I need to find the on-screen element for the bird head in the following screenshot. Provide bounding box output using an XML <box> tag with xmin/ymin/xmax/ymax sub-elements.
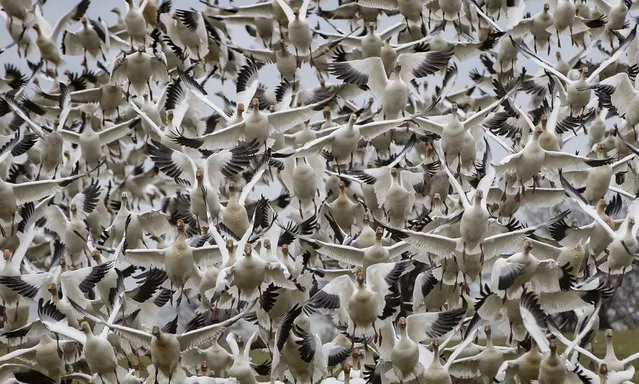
<box><xmin>121</xmin><ymin>191</ymin><xmax>129</xmax><ymax>202</ymax></box>
<box><xmin>323</xmin><ymin>106</ymin><xmax>331</xmax><ymax>118</ymax></box>
<box><xmin>196</xmin><ymin>169</ymin><xmax>204</xmax><ymax>181</ymax></box>
<box><xmin>599</xmin><ymin>363</ymin><xmax>608</xmax><ymax>376</ymax></box>
<box><xmin>484</xmin><ymin>323</ymin><xmax>492</xmax><ymax>338</ymax></box>
<box><xmin>281</xmin><ymin>243</ymin><xmax>289</xmax><ymax>257</ymax></box>
<box><xmin>226</xmin><ymin>239</ymin><xmax>234</xmax><ymax>251</ymax></box>
<box><xmin>393</xmin><ymin>62</ymin><xmax>402</xmax><ymax>74</ymax></box>
<box><xmin>91</xmin><ymin>250</ymin><xmax>101</xmax><ymax>263</ymax></box>
<box><xmin>236</xmin><ymin>334</ymin><xmax>245</xmax><ymax>347</ymax></box>
<box><xmin>547</xmin><ymin>334</ymin><xmax>557</xmax><ymax>352</ymax></box>
<box><xmin>348</xmin><ymin>114</ymin><xmax>357</xmax><ymax>124</ymax></box>
<box><xmin>451</xmin><ymin>103</ymin><xmax>458</xmax><ymax>113</ymax></box>
<box><xmin>555</xmin><ymin>51</ymin><xmax>562</xmax><ymax>60</ymax></box>
<box><xmin>343</xmin><ymin>362</ymin><xmax>351</xmax><ymax>374</ymax></box>
<box><xmin>606</xmin><ymin>329</ymin><xmax>614</xmax><ymax>340</ymax></box>
<box><xmin>543</xmin><ymin>3</ymin><xmax>550</xmax><ymax>12</ymax></box>
<box><xmin>3</xmin><ymin>249</ymin><xmax>9</xmax><ymax>261</ymax></box>
<box><xmin>523</xmin><ymin>239</ymin><xmax>533</xmax><ymax>252</ymax></box>
<box><xmin>201</xmin><ymin>361</ymin><xmax>208</xmax><ymax>373</ymax></box>
<box><xmin>292</xmin><ymin>7</ymin><xmax>300</xmax><ymax>16</ymax></box>
<box><xmin>244</xmin><ymin>243</ymin><xmax>252</xmax><ymax>256</ymax></box>
<box><xmin>251</xmin><ymin>97</ymin><xmax>260</xmax><ymax>109</ymax></box>
<box><xmin>176</xmin><ymin>218</ymin><xmax>185</xmax><ymax>233</ymax></box>
<box><xmin>629</xmin><ymin>217</ymin><xmax>635</xmax><ymax>227</ymax></box>
<box><xmin>375</xmin><ymin>226</ymin><xmax>383</xmax><ymax>240</ymax></box>
<box><xmin>397</xmin><ymin>316</ymin><xmax>407</xmax><ymax>329</ymax></box>
<box><xmin>263</xmin><ymin>238</ymin><xmax>271</xmax><ymax>250</ymax></box>
<box><xmin>80</xmin><ymin>321</ymin><xmax>92</xmax><ymax>333</ymax></box>
<box><xmin>151</xmin><ymin>326</ymin><xmax>160</xmax><ymax>337</ymax></box>
<box><xmin>362</xmin><ymin>213</ymin><xmax>370</xmax><ymax>224</ymax></box>
<box><xmin>540</xmin><ymin>114</ymin><xmax>548</xmax><ymax>130</ymax></box>
<box><xmin>137</xmin><ymin>45</ymin><xmax>145</xmax><ymax>53</ymax></box>
<box><xmin>366</xmin><ymin>22</ymin><xmax>375</xmax><ymax>32</ymax></box>
<box><xmin>339</xmin><ymin>180</ymin><xmax>346</xmax><ymax>192</ymax></box>
<box><xmin>32</xmin><ymin>24</ymin><xmax>41</xmax><ymax>35</ymax></box>
<box><xmin>355</xmin><ymin>268</ymin><xmax>365</xmax><ymax>286</ymax></box>
<box><xmin>47</xmin><ymin>283</ymin><xmax>58</xmax><ymax>295</ymax></box>
<box><xmin>228</xmin><ymin>182</ymin><xmax>237</xmax><ymax>193</ymax></box>
<box><xmin>81</xmin><ymin>16</ymin><xmax>88</xmax><ymax>25</ymax></box>
<box><xmin>475</xmin><ymin>190</ymin><xmax>484</xmax><ymax>200</ymax></box>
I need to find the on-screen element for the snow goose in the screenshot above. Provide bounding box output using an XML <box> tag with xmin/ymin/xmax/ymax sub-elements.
<box><xmin>569</xmin><ymin>362</ymin><xmax>636</xmax><ymax>384</ymax></box>
<box><xmin>0</xmin><ymin>170</ymin><xmax>83</xmax><ymax>237</ymax></box>
<box><xmin>182</xmin><ymin>335</ymin><xmax>233</xmax><ymax>377</ymax></box>
<box><xmin>561</xmin><ymin>173</ymin><xmax>639</xmax><ymax>278</ymax></box>
<box><xmin>123</xmin><ymin>0</ymin><xmax>148</xmax><ymax>46</ymax></box>
<box><xmin>31</xmin><ymin>0</ymin><xmax>90</xmax><ymax>74</ymax></box>
<box><xmin>379</xmin><ymin>307</ymin><xmax>466</xmax><ymax>382</ymax></box>
<box><xmin>273</xmin><ymin>0</ymin><xmax>313</xmax><ymax>59</ymax></box>
<box><xmin>177</xmin><ymin>90</ymin><xmax>331</xmax><ymax>150</ymax></box>
<box><xmin>421</xmin><ymin>323</ymin><xmax>482</xmax><ymax>384</ymax></box>
<box><xmin>414</xmin><ymin>93</ymin><xmax>511</xmax><ymax>174</ymax></box>
<box><xmin>165</xmin><ymin>9</ymin><xmax>209</xmax><ymax>60</ymax></box>
<box><xmin>449</xmin><ymin>324</ymin><xmax>518</xmax><ymax>384</ymax></box>
<box><xmin>281</xmin><ymin>114</ymin><xmax>414</xmax><ymax>169</ymax></box>
<box><xmin>305</xmin><ymin>260</ymin><xmax>411</xmax><ymax>344</ymax></box>
<box><xmin>327</xmin><ymin>51</ymin><xmax>453</xmax><ymax>119</ymax></box>
<box><xmin>70</xmin><ymin>298</ymin><xmax>252</xmax><ymax>384</ymax></box>
<box><xmin>226</xmin><ymin>332</ymin><xmax>259</xmax><ymax>384</ymax></box>
<box><xmin>490</xmin><ymin>239</ymin><xmax>574</xmax><ymax>302</ymax></box>
<box><xmin>510</xmin><ymin>28</ymin><xmax>636</xmax><ymax>116</ymax></box>
<box><xmin>325</xmin><ymin>180</ymin><xmax>362</xmax><ymax>233</ymax></box>
<box><xmin>61</xmin><ymin>17</ymin><xmax>110</xmax><ymax>69</ymax></box>
<box><xmin>301</xmin><ymin>227</ymin><xmax>411</xmax><ymax>270</ymax></box>
<box><xmin>571</xmin><ymin>329</ymin><xmax>639</xmax><ymax>372</ymax></box>
<box><xmin>547</xmin><ymin>0</ymin><xmax>607</xmax><ymax>48</ymax></box>
<box><xmin>112</xmin><ymin>46</ymin><xmax>168</xmax><ymax>98</ymax></box>
<box><xmin>561</xmin><ymin>145</ymin><xmax>635</xmax><ymax>204</ymax></box>
<box><xmin>494</xmin><ymin>114</ymin><xmax>610</xmax><ymax>194</ymax></box>
<box><xmin>271</xmin><ymin>305</ymin><xmax>330</xmax><ymax>384</ymax></box>
<box><xmin>59</xmin><ymin>114</ymin><xmax>140</xmax><ymax>171</ymax></box>
<box><xmin>512</xmin><ymin>290</ymin><xmax>602</xmax><ymax>384</ymax></box>
<box><xmin>593</xmin><ymin>0</ymin><xmax>631</xmax><ymax>47</ymax></box>
<box><xmin>122</xmin><ymin>218</ymin><xmax>223</xmax><ymax>306</ymax></box>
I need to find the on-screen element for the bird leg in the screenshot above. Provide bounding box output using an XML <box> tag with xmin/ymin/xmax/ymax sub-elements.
<box><xmin>147</xmin><ymin>80</ymin><xmax>153</xmax><ymax>100</ymax></box>
<box><xmin>351</xmin><ymin>324</ymin><xmax>357</xmax><ymax>347</ymax></box>
<box><xmin>154</xmin><ymin>366</ymin><xmax>159</xmax><ymax>384</ymax></box>
<box><xmin>557</xmin><ymin>30</ymin><xmax>562</xmax><ymax>48</ymax></box>
<box><xmin>462</xmin><ymin>242</ymin><xmax>466</xmax><ymax>262</ymax></box>
<box><xmin>547</xmin><ymin>38</ymin><xmax>551</xmax><ymax>55</ymax></box>
<box><xmin>170</xmin><ymin>282</ymin><xmax>174</xmax><ymax>306</ymax></box>
<box><xmin>82</xmin><ymin>53</ymin><xmax>88</xmax><ymax>71</ymax></box>
<box><xmin>0</xmin><ymin>222</ymin><xmax>5</xmax><ymax>238</ymax></box>
<box><xmin>55</xmin><ymin>334</ymin><xmax>63</xmax><ymax>359</ymax></box>
<box><xmin>1</xmin><ymin>300</ymin><xmax>6</xmax><ymax>323</ymax></box>
<box><xmin>534</xmin><ymin>36</ymin><xmax>538</xmax><ymax>53</ymax></box>
<box><xmin>13</xmin><ymin>298</ymin><xmax>19</xmax><ymax>322</ymax></box>
<box><xmin>100</xmin><ymin>374</ymin><xmax>106</xmax><ymax>384</ymax></box>
<box><xmin>570</xmin><ymin>26</ymin><xmax>574</xmax><ymax>46</ymax></box>
<box><xmin>373</xmin><ymin>321</ymin><xmax>379</xmax><ymax>344</ymax></box>
<box><xmin>480</xmin><ymin>243</ymin><xmax>485</xmax><ymax>265</ymax></box>
<box><xmin>176</xmin><ymin>289</ymin><xmax>183</xmax><ymax>307</ymax></box>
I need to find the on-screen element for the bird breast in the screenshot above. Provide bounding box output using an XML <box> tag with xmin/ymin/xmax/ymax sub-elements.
<box><xmin>151</xmin><ymin>336</ymin><xmax>181</xmax><ymax>373</ymax></box>
<box><xmin>292</xmin><ymin>164</ymin><xmax>317</xmax><ymax>201</ymax></box>
<box><xmin>361</xmin><ymin>34</ymin><xmax>382</xmax><ymax>58</ymax></box>
<box><xmin>347</xmin><ymin>289</ymin><xmax>378</xmax><ymax>325</ymax></box>
<box><xmin>539</xmin><ymin>355</ymin><xmax>566</xmax><ymax>384</ymax></box>
<box><xmin>391</xmin><ymin>337</ymin><xmax>419</xmax><ymax>374</ymax></box>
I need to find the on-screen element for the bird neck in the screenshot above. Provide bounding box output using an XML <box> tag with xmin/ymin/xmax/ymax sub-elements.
<box><xmin>605</xmin><ymin>337</ymin><xmax>616</xmax><ymax>361</ymax></box>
